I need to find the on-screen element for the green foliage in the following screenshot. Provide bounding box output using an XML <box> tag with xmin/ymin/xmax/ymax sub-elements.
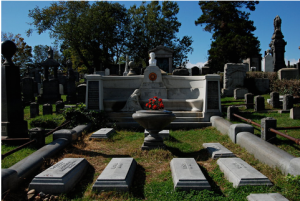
<box><xmin>62</xmin><ymin>103</ymin><xmax>109</xmax><ymax>130</ymax></box>
<box><xmin>28</xmin><ymin>1</ymin><xmax>130</xmax><ymax>73</ymax></box>
<box><xmin>29</xmin><ymin>115</ymin><xmax>65</xmax><ymax>129</ymax></box>
<box><xmin>127</xmin><ymin>1</ymin><xmax>193</xmax><ymax>69</ymax></box>
<box><xmin>195</xmin><ymin>1</ymin><xmax>260</xmax><ymax>72</ymax></box>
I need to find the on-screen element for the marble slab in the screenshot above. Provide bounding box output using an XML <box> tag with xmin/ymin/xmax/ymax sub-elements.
<box><xmin>217</xmin><ymin>158</ymin><xmax>272</xmax><ymax>188</ymax></box>
<box><xmin>144</xmin><ymin>129</ymin><xmax>169</xmax><ymax>139</ymax></box>
<box><xmin>203</xmin><ymin>143</ymin><xmax>236</xmax><ymax>159</ymax></box>
<box><xmin>92</xmin><ymin>158</ymin><xmax>137</xmax><ymax>192</ymax></box>
<box><xmin>170</xmin><ymin>158</ymin><xmax>211</xmax><ymax>191</ymax></box>
<box><xmin>247</xmin><ymin>193</ymin><xmax>289</xmax><ymax>201</ymax></box>
<box><xmin>89</xmin><ymin>128</ymin><xmax>115</xmax><ymax>139</ymax></box>
<box><xmin>29</xmin><ymin>158</ymin><xmax>88</xmax><ymax>194</ymax></box>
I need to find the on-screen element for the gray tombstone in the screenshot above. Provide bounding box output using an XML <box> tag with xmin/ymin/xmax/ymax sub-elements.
<box><xmin>270</xmin><ymin>92</ymin><xmax>280</xmax><ymax>108</ymax></box>
<box><xmin>77</xmin><ymin>84</ymin><xmax>87</xmax><ymax>104</ymax></box>
<box><xmin>43</xmin><ymin>103</ymin><xmax>52</xmax><ymax>115</ymax></box>
<box><xmin>30</xmin><ymin>102</ymin><xmax>39</xmax><ymax>118</ymax></box>
<box><xmin>89</xmin><ymin>128</ymin><xmax>115</xmax><ymax>139</ymax></box>
<box><xmin>290</xmin><ymin>108</ymin><xmax>300</xmax><ymax>119</ymax></box>
<box><xmin>92</xmin><ymin>158</ymin><xmax>137</xmax><ymax>192</ymax></box>
<box><xmin>29</xmin><ymin>158</ymin><xmax>89</xmax><ymax>194</ymax></box>
<box><xmin>234</xmin><ymin>88</ymin><xmax>248</xmax><ymax>100</ymax></box>
<box><xmin>261</xmin><ymin>117</ymin><xmax>277</xmax><ymax>142</ymax></box>
<box><xmin>22</xmin><ymin>77</ymin><xmax>35</xmax><ymax>102</ymax></box>
<box><xmin>222</xmin><ymin>63</ymin><xmax>248</xmax><ymax>97</ymax></box>
<box><xmin>170</xmin><ymin>158</ymin><xmax>211</xmax><ymax>191</ymax></box>
<box><xmin>278</xmin><ymin>68</ymin><xmax>299</xmax><ymax>80</ymax></box>
<box><xmin>203</xmin><ymin>143</ymin><xmax>236</xmax><ymax>159</ymax></box>
<box><xmin>283</xmin><ymin>94</ymin><xmax>293</xmax><ymax>111</ymax></box>
<box><xmin>255</xmin><ymin>96</ymin><xmax>265</xmax><ymax>111</ymax></box>
<box><xmin>247</xmin><ymin>193</ymin><xmax>289</xmax><ymax>201</ymax></box>
<box><xmin>56</xmin><ymin>101</ymin><xmax>64</xmax><ymax>114</ymax></box>
<box><xmin>201</xmin><ymin>66</ymin><xmax>210</xmax><ymax>75</ymax></box>
<box><xmin>191</xmin><ymin>66</ymin><xmax>200</xmax><ymax>75</ymax></box>
<box><xmin>217</xmin><ymin>158</ymin><xmax>272</xmax><ymax>188</ymax></box>
<box><xmin>245</xmin><ymin>93</ymin><xmax>254</xmax><ymax>109</ymax></box>
<box><xmin>1</xmin><ymin>40</ymin><xmax>28</xmax><ymax>138</ymax></box>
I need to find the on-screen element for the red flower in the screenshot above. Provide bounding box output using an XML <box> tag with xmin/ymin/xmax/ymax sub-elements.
<box><xmin>158</xmin><ymin>98</ymin><xmax>162</xmax><ymax>102</ymax></box>
<box><xmin>153</xmin><ymin>96</ymin><xmax>158</xmax><ymax>99</ymax></box>
<box><xmin>152</xmin><ymin>100</ymin><xmax>155</xmax><ymax>104</ymax></box>
<box><xmin>148</xmin><ymin>105</ymin><xmax>152</xmax><ymax>108</ymax></box>
<box><xmin>149</xmin><ymin>98</ymin><xmax>153</xmax><ymax>101</ymax></box>
<box><xmin>160</xmin><ymin>103</ymin><xmax>164</xmax><ymax>109</ymax></box>
<box><xmin>153</xmin><ymin>105</ymin><xmax>158</xmax><ymax>110</ymax></box>
<box><xmin>146</xmin><ymin>103</ymin><xmax>149</xmax><ymax>107</ymax></box>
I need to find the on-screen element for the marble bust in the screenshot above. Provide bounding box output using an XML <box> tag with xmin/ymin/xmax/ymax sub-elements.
<box><xmin>149</xmin><ymin>52</ymin><xmax>157</xmax><ymax>66</ymax></box>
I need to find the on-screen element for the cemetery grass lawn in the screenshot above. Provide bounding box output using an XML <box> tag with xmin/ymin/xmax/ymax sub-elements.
<box><xmin>5</xmin><ymin>127</ymin><xmax>297</xmax><ymax>201</ymax></box>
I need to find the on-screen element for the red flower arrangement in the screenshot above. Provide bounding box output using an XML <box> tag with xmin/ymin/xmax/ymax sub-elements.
<box><xmin>145</xmin><ymin>96</ymin><xmax>164</xmax><ymax>110</ymax></box>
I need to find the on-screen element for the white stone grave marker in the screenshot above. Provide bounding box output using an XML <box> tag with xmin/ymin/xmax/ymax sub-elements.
<box><xmin>89</xmin><ymin>128</ymin><xmax>115</xmax><ymax>139</ymax></box>
<box><xmin>203</xmin><ymin>143</ymin><xmax>236</xmax><ymax>159</ymax></box>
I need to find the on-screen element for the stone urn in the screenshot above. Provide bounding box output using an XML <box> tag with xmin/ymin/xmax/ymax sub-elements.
<box><xmin>132</xmin><ymin>110</ymin><xmax>176</xmax><ymax>150</ymax></box>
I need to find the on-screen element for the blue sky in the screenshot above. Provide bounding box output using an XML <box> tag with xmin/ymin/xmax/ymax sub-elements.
<box><xmin>1</xmin><ymin>1</ymin><xmax>300</xmax><ymax>69</ymax></box>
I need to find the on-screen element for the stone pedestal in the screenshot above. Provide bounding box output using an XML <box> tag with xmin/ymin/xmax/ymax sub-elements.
<box><xmin>261</xmin><ymin>117</ymin><xmax>277</xmax><ymax>142</ymax></box>
<box><xmin>29</xmin><ymin>127</ymin><xmax>45</xmax><ymax>149</ymax></box>
<box><xmin>1</xmin><ymin>40</ymin><xmax>28</xmax><ymax>138</ymax></box>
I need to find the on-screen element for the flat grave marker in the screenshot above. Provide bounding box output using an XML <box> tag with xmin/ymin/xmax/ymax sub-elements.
<box><xmin>247</xmin><ymin>193</ymin><xmax>289</xmax><ymax>201</ymax></box>
<box><xmin>92</xmin><ymin>158</ymin><xmax>137</xmax><ymax>192</ymax></box>
<box><xmin>170</xmin><ymin>158</ymin><xmax>211</xmax><ymax>191</ymax></box>
<box><xmin>217</xmin><ymin>158</ymin><xmax>272</xmax><ymax>188</ymax></box>
<box><xmin>89</xmin><ymin>128</ymin><xmax>115</xmax><ymax>139</ymax></box>
<box><xmin>203</xmin><ymin>143</ymin><xmax>236</xmax><ymax>159</ymax></box>
<box><xmin>29</xmin><ymin>158</ymin><xmax>89</xmax><ymax>194</ymax></box>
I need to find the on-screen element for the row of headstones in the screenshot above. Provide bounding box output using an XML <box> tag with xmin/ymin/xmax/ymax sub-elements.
<box><xmin>27</xmin><ymin>141</ymin><xmax>288</xmax><ymax>200</ymax></box>
<box><xmin>22</xmin><ymin>76</ymin><xmax>86</xmax><ymax>103</ymax></box>
<box><xmin>30</xmin><ymin>101</ymin><xmax>66</xmax><ymax>118</ymax></box>
<box><xmin>234</xmin><ymin>91</ymin><xmax>299</xmax><ymax>118</ymax></box>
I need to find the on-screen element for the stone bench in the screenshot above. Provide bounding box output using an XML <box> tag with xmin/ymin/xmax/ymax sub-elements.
<box><xmin>103</xmin><ymin>99</ymin><xmax>203</xmax><ymax>112</ymax></box>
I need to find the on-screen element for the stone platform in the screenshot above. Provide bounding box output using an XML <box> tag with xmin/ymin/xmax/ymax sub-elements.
<box><xmin>106</xmin><ymin>111</ymin><xmax>212</xmax><ymax>130</ymax></box>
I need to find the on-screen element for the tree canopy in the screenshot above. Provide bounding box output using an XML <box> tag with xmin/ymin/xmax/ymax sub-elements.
<box><xmin>195</xmin><ymin>1</ymin><xmax>261</xmax><ymax>72</ymax></box>
<box><xmin>128</xmin><ymin>1</ymin><xmax>193</xmax><ymax>68</ymax></box>
<box><xmin>27</xmin><ymin>1</ymin><xmax>193</xmax><ymax>72</ymax></box>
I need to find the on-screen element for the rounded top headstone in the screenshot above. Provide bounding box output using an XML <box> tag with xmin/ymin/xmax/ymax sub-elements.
<box><xmin>1</xmin><ymin>40</ymin><xmax>17</xmax><ymax>65</ymax></box>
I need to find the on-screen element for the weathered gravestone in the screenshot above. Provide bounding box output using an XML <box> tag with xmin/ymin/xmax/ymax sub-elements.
<box><xmin>89</xmin><ymin>128</ymin><xmax>115</xmax><ymax>139</ymax></box>
<box><xmin>245</xmin><ymin>93</ymin><xmax>254</xmax><ymax>109</ymax></box>
<box><xmin>234</xmin><ymin>88</ymin><xmax>248</xmax><ymax>100</ymax></box>
<box><xmin>92</xmin><ymin>158</ymin><xmax>137</xmax><ymax>191</ymax></box>
<box><xmin>247</xmin><ymin>193</ymin><xmax>289</xmax><ymax>201</ymax></box>
<box><xmin>283</xmin><ymin>94</ymin><xmax>293</xmax><ymax>111</ymax></box>
<box><xmin>201</xmin><ymin>66</ymin><xmax>210</xmax><ymax>75</ymax></box>
<box><xmin>22</xmin><ymin>77</ymin><xmax>36</xmax><ymax>102</ymax></box>
<box><xmin>43</xmin><ymin>103</ymin><xmax>52</xmax><ymax>115</ymax></box>
<box><xmin>30</xmin><ymin>102</ymin><xmax>39</xmax><ymax>118</ymax></box>
<box><xmin>203</xmin><ymin>143</ymin><xmax>236</xmax><ymax>159</ymax></box>
<box><xmin>217</xmin><ymin>158</ymin><xmax>272</xmax><ymax>188</ymax></box>
<box><xmin>1</xmin><ymin>40</ymin><xmax>28</xmax><ymax>138</ymax></box>
<box><xmin>290</xmin><ymin>108</ymin><xmax>300</xmax><ymax>119</ymax></box>
<box><xmin>222</xmin><ymin>63</ymin><xmax>248</xmax><ymax>97</ymax></box>
<box><xmin>29</xmin><ymin>158</ymin><xmax>89</xmax><ymax>194</ymax></box>
<box><xmin>191</xmin><ymin>66</ymin><xmax>200</xmax><ymax>75</ymax></box>
<box><xmin>270</xmin><ymin>92</ymin><xmax>280</xmax><ymax>108</ymax></box>
<box><xmin>263</xmin><ymin>52</ymin><xmax>274</xmax><ymax>72</ymax></box>
<box><xmin>170</xmin><ymin>158</ymin><xmax>211</xmax><ymax>191</ymax></box>
<box><xmin>77</xmin><ymin>84</ymin><xmax>86</xmax><ymax>104</ymax></box>
<box><xmin>255</xmin><ymin>96</ymin><xmax>265</xmax><ymax>111</ymax></box>
<box><xmin>278</xmin><ymin>68</ymin><xmax>299</xmax><ymax>80</ymax></box>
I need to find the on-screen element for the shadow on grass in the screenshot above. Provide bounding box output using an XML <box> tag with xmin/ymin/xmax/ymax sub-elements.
<box><xmin>130</xmin><ymin>164</ymin><xmax>146</xmax><ymax>199</ymax></box>
<box><xmin>68</xmin><ymin>146</ymin><xmax>131</xmax><ymax>158</ymax></box>
<box><xmin>165</xmin><ymin>145</ymin><xmax>209</xmax><ymax>161</ymax></box>
<box><xmin>198</xmin><ymin>164</ymin><xmax>225</xmax><ymax>198</ymax></box>
<box><xmin>167</xmin><ymin>135</ymin><xmax>181</xmax><ymax>143</ymax></box>
<box><xmin>65</xmin><ymin>163</ymin><xmax>96</xmax><ymax>199</ymax></box>
<box><xmin>272</xmin><ymin>138</ymin><xmax>300</xmax><ymax>151</ymax></box>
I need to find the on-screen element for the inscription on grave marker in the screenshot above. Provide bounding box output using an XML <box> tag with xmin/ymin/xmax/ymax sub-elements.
<box><xmin>207</xmin><ymin>81</ymin><xmax>219</xmax><ymax>109</ymax></box>
<box><xmin>88</xmin><ymin>81</ymin><xmax>99</xmax><ymax>110</ymax></box>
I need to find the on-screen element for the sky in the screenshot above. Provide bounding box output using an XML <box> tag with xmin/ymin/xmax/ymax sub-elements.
<box><xmin>1</xmin><ymin>1</ymin><xmax>300</xmax><ymax>69</ymax></box>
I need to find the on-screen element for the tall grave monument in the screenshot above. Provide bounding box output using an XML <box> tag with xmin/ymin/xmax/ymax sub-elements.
<box><xmin>269</xmin><ymin>15</ymin><xmax>287</xmax><ymax>72</ymax></box>
<box><xmin>40</xmin><ymin>47</ymin><xmax>61</xmax><ymax>103</ymax></box>
<box><xmin>1</xmin><ymin>40</ymin><xmax>28</xmax><ymax>138</ymax></box>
